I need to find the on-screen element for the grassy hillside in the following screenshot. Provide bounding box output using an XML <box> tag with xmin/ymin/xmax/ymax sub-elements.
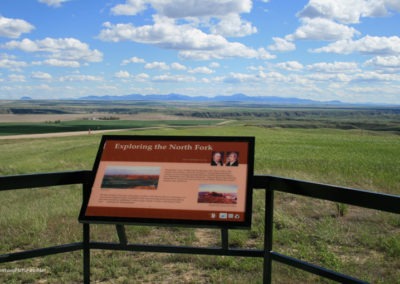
<box><xmin>1</xmin><ymin>125</ymin><xmax>399</xmax><ymax>283</ymax></box>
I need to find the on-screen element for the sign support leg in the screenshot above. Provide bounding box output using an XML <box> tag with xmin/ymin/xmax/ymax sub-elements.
<box><xmin>221</xmin><ymin>228</ymin><xmax>229</xmax><ymax>250</ymax></box>
<box><xmin>116</xmin><ymin>224</ymin><xmax>128</xmax><ymax>245</ymax></box>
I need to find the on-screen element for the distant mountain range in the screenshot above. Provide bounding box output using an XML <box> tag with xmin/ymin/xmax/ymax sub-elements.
<box><xmin>79</xmin><ymin>93</ymin><xmax>345</xmax><ymax>105</ymax></box>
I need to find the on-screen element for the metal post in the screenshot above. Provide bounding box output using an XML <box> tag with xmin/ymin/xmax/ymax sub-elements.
<box><xmin>82</xmin><ymin>175</ymin><xmax>91</xmax><ymax>284</ymax></box>
<box><xmin>116</xmin><ymin>224</ymin><xmax>128</xmax><ymax>246</ymax></box>
<box><xmin>221</xmin><ymin>228</ymin><xmax>229</xmax><ymax>250</ymax></box>
<box><xmin>83</xmin><ymin>223</ymin><xmax>90</xmax><ymax>284</ymax></box>
<box><xmin>263</xmin><ymin>183</ymin><xmax>274</xmax><ymax>284</ymax></box>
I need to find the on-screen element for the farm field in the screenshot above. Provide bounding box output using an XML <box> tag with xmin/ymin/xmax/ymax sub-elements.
<box><xmin>0</xmin><ymin>101</ymin><xmax>399</xmax><ymax>283</ymax></box>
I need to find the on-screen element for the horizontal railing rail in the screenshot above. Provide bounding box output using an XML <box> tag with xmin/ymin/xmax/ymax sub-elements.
<box><xmin>254</xmin><ymin>175</ymin><xmax>400</xmax><ymax>214</ymax></box>
<box><xmin>1</xmin><ymin>170</ymin><xmax>399</xmax><ymax>283</ymax></box>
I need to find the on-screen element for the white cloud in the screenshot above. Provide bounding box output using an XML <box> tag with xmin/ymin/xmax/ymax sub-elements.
<box><xmin>209</xmin><ymin>62</ymin><xmax>220</xmax><ymax>68</ymax></box>
<box><xmin>0</xmin><ymin>16</ymin><xmax>35</xmax><ymax>38</ymax></box>
<box><xmin>59</xmin><ymin>74</ymin><xmax>103</xmax><ymax>82</ymax></box>
<box><xmin>298</xmin><ymin>0</ymin><xmax>400</xmax><ymax>24</ymax></box>
<box><xmin>152</xmin><ymin>74</ymin><xmax>196</xmax><ymax>82</ymax></box>
<box><xmin>135</xmin><ymin>73</ymin><xmax>150</xmax><ymax>81</ymax></box>
<box><xmin>145</xmin><ymin>61</ymin><xmax>170</xmax><ymax>70</ymax></box>
<box><xmin>210</xmin><ymin>14</ymin><xmax>257</xmax><ymax>37</ymax></box>
<box><xmin>352</xmin><ymin>71</ymin><xmax>400</xmax><ymax>82</ymax></box>
<box><xmin>276</xmin><ymin>61</ymin><xmax>304</xmax><ymax>71</ymax></box>
<box><xmin>38</xmin><ymin>0</ymin><xmax>70</xmax><ymax>8</ymax></box>
<box><xmin>99</xmin><ymin>16</ymin><xmax>273</xmax><ymax>61</ymax></box>
<box><xmin>121</xmin><ymin>56</ymin><xmax>146</xmax><ymax>65</ymax></box>
<box><xmin>171</xmin><ymin>62</ymin><xmax>187</xmax><ymax>70</ymax></box>
<box><xmin>306</xmin><ymin>62</ymin><xmax>359</xmax><ymax>73</ymax></box>
<box><xmin>103</xmin><ymin>1</ymin><xmax>265</xmax><ymax>61</ymax></box>
<box><xmin>34</xmin><ymin>59</ymin><xmax>80</xmax><ymax>67</ymax></box>
<box><xmin>2</xmin><ymin>37</ymin><xmax>103</xmax><ymax>62</ymax></box>
<box><xmin>258</xmin><ymin>71</ymin><xmax>288</xmax><ymax>82</ymax></box>
<box><xmin>31</xmin><ymin>71</ymin><xmax>52</xmax><ymax>80</ymax></box>
<box><xmin>180</xmin><ymin>45</ymin><xmax>274</xmax><ymax>60</ymax></box>
<box><xmin>313</xmin><ymin>35</ymin><xmax>400</xmax><ymax>55</ymax></box>
<box><xmin>0</xmin><ymin>58</ymin><xmax>28</xmax><ymax>71</ymax></box>
<box><xmin>99</xmin><ymin>17</ymin><xmax>227</xmax><ymax>50</ymax></box>
<box><xmin>114</xmin><ymin>70</ymin><xmax>131</xmax><ymax>78</ymax></box>
<box><xmin>308</xmin><ymin>73</ymin><xmax>351</xmax><ymax>82</ymax></box>
<box><xmin>223</xmin><ymin>72</ymin><xmax>260</xmax><ymax>84</ymax></box>
<box><xmin>287</xmin><ymin>18</ymin><xmax>359</xmax><ymax>41</ymax></box>
<box><xmin>268</xmin><ymin>37</ymin><xmax>296</xmax><ymax>52</ymax></box>
<box><xmin>365</xmin><ymin>55</ymin><xmax>400</xmax><ymax>70</ymax></box>
<box><xmin>188</xmin><ymin>66</ymin><xmax>214</xmax><ymax>74</ymax></box>
<box><xmin>113</xmin><ymin>0</ymin><xmax>252</xmax><ymax>18</ymax></box>
<box><xmin>111</xmin><ymin>0</ymin><xmax>147</xmax><ymax>15</ymax></box>
<box><xmin>8</xmin><ymin>74</ymin><xmax>26</xmax><ymax>82</ymax></box>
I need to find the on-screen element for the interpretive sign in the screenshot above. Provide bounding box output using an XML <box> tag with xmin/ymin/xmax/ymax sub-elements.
<box><xmin>79</xmin><ymin>135</ymin><xmax>254</xmax><ymax>228</ymax></box>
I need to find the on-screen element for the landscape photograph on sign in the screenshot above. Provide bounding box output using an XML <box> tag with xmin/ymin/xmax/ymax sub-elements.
<box><xmin>197</xmin><ymin>184</ymin><xmax>238</xmax><ymax>204</ymax></box>
<box><xmin>101</xmin><ymin>165</ymin><xmax>160</xmax><ymax>190</ymax></box>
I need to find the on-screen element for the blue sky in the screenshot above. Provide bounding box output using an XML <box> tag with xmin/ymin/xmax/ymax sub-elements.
<box><xmin>0</xmin><ymin>0</ymin><xmax>399</xmax><ymax>103</ymax></box>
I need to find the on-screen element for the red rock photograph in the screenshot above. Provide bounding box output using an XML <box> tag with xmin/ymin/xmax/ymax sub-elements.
<box><xmin>197</xmin><ymin>184</ymin><xmax>238</xmax><ymax>204</ymax></box>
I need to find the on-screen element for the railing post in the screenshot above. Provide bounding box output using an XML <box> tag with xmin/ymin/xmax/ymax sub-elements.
<box><xmin>82</xmin><ymin>173</ymin><xmax>91</xmax><ymax>284</ymax></box>
<box><xmin>83</xmin><ymin>223</ymin><xmax>90</xmax><ymax>284</ymax></box>
<box><xmin>263</xmin><ymin>181</ymin><xmax>274</xmax><ymax>284</ymax></box>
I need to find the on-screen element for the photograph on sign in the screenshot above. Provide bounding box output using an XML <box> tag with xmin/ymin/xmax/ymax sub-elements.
<box><xmin>79</xmin><ymin>135</ymin><xmax>254</xmax><ymax>228</ymax></box>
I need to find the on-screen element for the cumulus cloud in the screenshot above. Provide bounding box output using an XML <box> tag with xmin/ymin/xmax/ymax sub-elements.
<box><xmin>98</xmin><ymin>17</ymin><xmax>227</xmax><ymax>50</ymax></box>
<box><xmin>111</xmin><ymin>0</ymin><xmax>252</xmax><ymax>18</ymax></box>
<box><xmin>298</xmin><ymin>0</ymin><xmax>400</xmax><ymax>24</ymax></box>
<box><xmin>33</xmin><ymin>59</ymin><xmax>80</xmax><ymax>67</ymax></box>
<box><xmin>136</xmin><ymin>73</ymin><xmax>150</xmax><ymax>81</ymax></box>
<box><xmin>287</xmin><ymin>18</ymin><xmax>359</xmax><ymax>41</ymax></box>
<box><xmin>268</xmin><ymin>37</ymin><xmax>296</xmax><ymax>52</ymax></box>
<box><xmin>276</xmin><ymin>61</ymin><xmax>304</xmax><ymax>71</ymax></box>
<box><xmin>171</xmin><ymin>62</ymin><xmax>187</xmax><ymax>70</ymax></box>
<box><xmin>313</xmin><ymin>35</ymin><xmax>400</xmax><ymax>55</ymax></box>
<box><xmin>2</xmin><ymin>37</ymin><xmax>103</xmax><ymax>63</ymax></box>
<box><xmin>352</xmin><ymin>71</ymin><xmax>400</xmax><ymax>82</ymax></box>
<box><xmin>0</xmin><ymin>16</ymin><xmax>35</xmax><ymax>38</ymax></box>
<box><xmin>180</xmin><ymin>45</ymin><xmax>274</xmax><ymax>60</ymax></box>
<box><xmin>222</xmin><ymin>72</ymin><xmax>263</xmax><ymax>84</ymax></box>
<box><xmin>365</xmin><ymin>55</ymin><xmax>400</xmax><ymax>70</ymax></box>
<box><xmin>111</xmin><ymin>0</ymin><xmax>147</xmax><ymax>15</ymax></box>
<box><xmin>31</xmin><ymin>71</ymin><xmax>52</xmax><ymax>80</ymax></box>
<box><xmin>210</xmin><ymin>14</ymin><xmax>257</xmax><ymax>37</ymax></box>
<box><xmin>121</xmin><ymin>56</ymin><xmax>146</xmax><ymax>65</ymax></box>
<box><xmin>114</xmin><ymin>70</ymin><xmax>131</xmax><ymax>78</ymax></box>
<box><xmin>152</xmin><ymin>74</ymin><xmax>196</xmax><ymax>82</ymax></box>
<box><xmin>306</xmin><ymin>61</ymin><xmax>359</xmax><ymax>73</ymax></box>
<box><xmin>0</xmin><ymin>58</ymin><xmax>28</xmax><ymax>71</ymax></box>
<box><xmin>59</xmin><ymin>74</ymin><xmax>103</xmax><ymax>82</ymax></box>
<box><xmin>209</xmin><ymin>62</ymin><xmax>220</xmax><ymax>68</ymax></box>
<box><xmin>8</xmin><ymin>74</ymin><xmax>26</xmax><ymax>82</ymax></box>
<box><xmin>188</xmin><ymin>66</ymin><xmax>214</xmax><ymax>74</ymax></box>
<box><xmin>105</xmin><ymin>0</ymin><xmax>264</xmax><ymax>60</ymax></box>
<box><xmin>145</xmin><ymin>61</ymin><xmax>170</xmax><ymax>70</ymax></box>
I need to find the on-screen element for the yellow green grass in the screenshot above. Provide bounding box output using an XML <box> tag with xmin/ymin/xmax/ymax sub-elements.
<box><xmin>1</xmin><ymin>125</ymin><xmax>399</xmax><ymax>283</ymax></box>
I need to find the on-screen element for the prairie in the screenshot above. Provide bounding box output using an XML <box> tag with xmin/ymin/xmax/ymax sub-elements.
<box><xmin>0</xmin><ymin>103</ymin><xmax>399</xmax><ymax>283</ymax></box>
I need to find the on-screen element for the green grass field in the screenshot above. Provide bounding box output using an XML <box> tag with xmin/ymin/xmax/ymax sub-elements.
<box><xmin>1</xmin><ymin>125</ymin><xmax>399</xmax><ymax>283</ymax></box>
<box><xmin>0</xmin><ymin>119</ymin><xmax>222</xmax><ymax>135</ymax></box>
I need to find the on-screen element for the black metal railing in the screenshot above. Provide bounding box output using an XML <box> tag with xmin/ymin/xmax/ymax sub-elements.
<box><xmin>1</xmin><ymin>171</ymin><xmax>399</xmax><ymax>283</ymax></box>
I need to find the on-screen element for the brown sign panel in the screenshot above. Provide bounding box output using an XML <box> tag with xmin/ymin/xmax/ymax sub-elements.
<box><xmin>79</xmin><ymin>135</ymin><xmax>254</xmax><ymax>228</ymax></box>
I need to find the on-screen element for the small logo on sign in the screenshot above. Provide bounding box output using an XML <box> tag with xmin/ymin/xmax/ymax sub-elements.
<box><xmin>219</xmin><ymin>213</ymin><xmax>227</xmax><ymax>219</ymax></box>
